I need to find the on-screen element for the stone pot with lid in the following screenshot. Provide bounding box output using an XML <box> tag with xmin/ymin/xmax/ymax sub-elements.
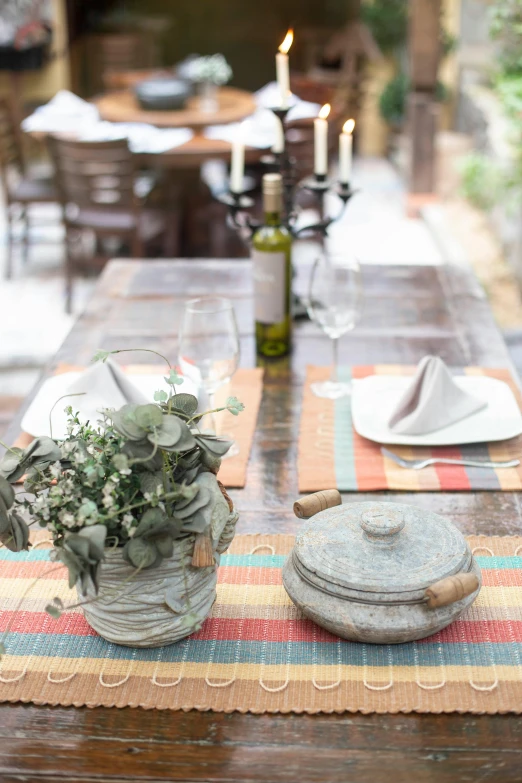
<box><xmin>283</xmin><ymin>492</ymin><xmax>481</xmax><ymax>644</ymax></box>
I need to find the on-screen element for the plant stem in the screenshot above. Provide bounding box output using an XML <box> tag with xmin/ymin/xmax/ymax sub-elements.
<box><xmin>107</xmin><ymin>348</ymin><xmax>172</xmax><ymax>371</ymax></box>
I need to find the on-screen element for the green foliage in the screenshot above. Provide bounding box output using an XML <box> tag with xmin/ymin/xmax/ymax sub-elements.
<box><xmin>379</xmin><ymin>74</ymin><xmax>449</xmax><ymax>127</ymax></box>
<box><xmin>361</xmin><ymin>0</ymin><xmax>408</xmax><ymax>52</ymax></box>
<box><xmin>379</xmin><ymin>72</ymin><xmax>408</xmax><ymax>126</ymax></box>
<box><xmin>0</xmin><ymin>348</ymin><xmax>243</xmax><ymax>607</ymax></box>
<box><xmin>458</xmin><ymin>153</ymin><xmax>503</xmax><ymax>211</ymax></box>
<box><xmin>490</xmin><ymin>0</ymin><xmax>522</xmax><ymax>76</ymax></box>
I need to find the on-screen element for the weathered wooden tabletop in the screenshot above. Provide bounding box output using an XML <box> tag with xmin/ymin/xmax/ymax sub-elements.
<box><xmin>2</xmin><ymin>259</ymin><xmax>522</xmax><ymax>782</ymax></box>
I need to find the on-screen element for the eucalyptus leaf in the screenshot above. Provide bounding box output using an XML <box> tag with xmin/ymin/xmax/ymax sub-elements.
<box><xmin>45</xmin><ymin>604</ymin><xmax>62</xmax><ymax>619</ymax></box>
<box><xmin>147</xmin><ymin>415</ymin><xmax>182</xmax><ymax>448</ymax></box>
<box><xmin>134</xmin><ymin>507</ymin><xmax>168</xmax><ymax>538</ymax></box>
<box><xmin>92</xmin><ymin>349</ymin><xmax>112</xmax><ymax>363</ymax></box>
<box><xmin>164</xmin><ymin>588</ymin><xmax>185</xmax><ymax>613</ymax></box>
<box><xmin>194</xmin><ymin>434</ymin><xmax>233</xmax><ymax>457</ymax></box>
<box><xmin>0</xmin><ymin>511</ymin><xmax>30</xmax><ymax>551</ymax></box>
<box><xmin>0</xmin><ymin>448</ymin><xmax>24</xmax><ymax>482</ymax></box>
<box><xmin>154</xmin><ymin>389</ymin><xmax>168</xmax><ymax>403</ymax></box>
<box><xmin>164</xmin><ymin>369</ymin><xmax>184</xmax><ymax>387</ymax></box>
<box><xmin>124</xmin><ymin>537</ymin><xmax>157</xmax><ymax>569</ymax></box>
<box><xmin>111</xmin><ymin>453</ymin><xmax>129</xmax><ymax>472</ymax></box>
<box><xmin>30</xmin><ymin>437</ymin><xmax>62</xmax><ymax>463</ymax></box>
<box><xmin>179</xmin><ymin>509</ymin><xmax>208</xmax><ymax>534</ymax></box>
<box><xmin>122</xmin><ymin>440</ymin><xmax>163</xmax><ymax>470</ymax></box>
<box><xmin>135</xmin><ymin>404</ymin><xmax>163</xmax><ymax>431</ymax></box>
<box><xmin>175</xmin><ymin>486</ymin><xmax>211</xmax><ymax>519</ymax></box>
<box><xmin>170</xmin><ymin>393</ymin><xmax>198</xmax><ymax>416</ymax></box>
<box><xmin>139</xmin><ymin>472</ymin><xmax>164</xmax><ymax>496</ymax></box>
<box><xmin>0</xmin><ymin>497</ymin><xmax>10</xmax><ymax>535</ymax></box>
<box><xmin>154</xmin><ymin>532</ymin><xmax>174</xmax><ymax>559</ymax></box>
<box><xmin>226</xmin><ymin>396</ymin><xmax>245</xmax><ymax>416</ymax></box>
<box><xmin>0</xmin><ymin>478</ymin><xmax>14</xmax><ymax>510</ymax></box>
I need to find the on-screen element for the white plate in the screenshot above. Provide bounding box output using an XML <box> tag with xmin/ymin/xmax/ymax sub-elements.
<box><xmin>351</xmin><ymin>375</ymin><xmax>522</xmax><ymax>446</ymax></box>
<box><xmin>21</xmin><ymin>372</ymin><xmax>199</xmax><ymax>440</ymax></box>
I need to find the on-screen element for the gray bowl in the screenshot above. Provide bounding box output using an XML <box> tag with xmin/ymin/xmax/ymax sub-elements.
<box><xmin>134</xmin><ymin>78</ymin><xmax>192</xmax><ymax>112</ymax></box>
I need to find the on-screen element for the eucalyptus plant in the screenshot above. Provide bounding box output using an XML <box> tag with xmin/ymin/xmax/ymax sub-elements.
<box><xmin>0</xmin><ymin>348</ymin><xmax>244</xmax><ymax>611</ymax></box>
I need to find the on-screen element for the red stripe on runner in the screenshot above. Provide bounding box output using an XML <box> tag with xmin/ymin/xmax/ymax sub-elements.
<box><xmin>2</xmin><ymin>611</ymin><xmax>522</xmax><ymax>645</ymax></box>
<box><xmin>432</xmin><ymin>446</ymin><xmax>472</xmax><ymax>490</ymax></box>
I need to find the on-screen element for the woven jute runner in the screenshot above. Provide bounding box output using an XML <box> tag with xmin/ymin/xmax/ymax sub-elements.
<box><xmin>13</xmin><ymin>364</ymin><xmax>263</xmax><ymax>489</ymax></box>
<box><xmin>298</xmin><ymin>365</ymin><xmax>522</xmax><ymax>493</ymax></box>
<box><xmin>0</xmin><ymin>533</ymin><xmax>521</xmax><ymax>713</ymax></box>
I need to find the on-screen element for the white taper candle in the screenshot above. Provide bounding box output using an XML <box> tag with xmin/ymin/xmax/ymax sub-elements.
<box><xmin>276</xmin><ymin>29</ymin><xmax>293</xmax><ymax>109</ymax></box>
<box><xmin>230</xmin><ymin>139</ymin><xmax>245</xmax><ymax>193</ymax></box>
<box><xmin>339</xmin><ymin>119</ymin><xmax>355</xmax><ymax>184</ymax></box>
<box><xmin>314</xmin><ymin>103</ymin><xmax>331</xmax><ymax>177</ymax></box>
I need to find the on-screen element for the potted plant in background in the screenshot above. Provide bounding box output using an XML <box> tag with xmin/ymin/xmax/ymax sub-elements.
<box><xmin>188</xmin><ymin>54</ymin><xmax>233</xmax><ymax>113</ymax></box>
<box><xmin>0</xmin><ymin>350</ymin><xmax>244</xmax><ymax>648</ymax></box>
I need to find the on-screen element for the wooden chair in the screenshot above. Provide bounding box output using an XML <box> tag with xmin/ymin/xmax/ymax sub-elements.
<box><xmin>0</xmin><ymin>97</ymin><xmax>57</xmax><ymax>279</ymax></box>
<box><xmin>86</xmin><ymin>33</ymin><xmax>158</xmax><ymax>97</ymax></box>
<box><xmin>48</xmin><ymin>136</ymin><xmax>171</xmax><ymax>313</ymax></box>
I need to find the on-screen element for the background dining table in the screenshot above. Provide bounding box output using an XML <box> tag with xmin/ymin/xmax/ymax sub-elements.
<box><xmin>2</xmin><ymin>258</ymin><xmax>522</xmax><ymax>782</ymax></box>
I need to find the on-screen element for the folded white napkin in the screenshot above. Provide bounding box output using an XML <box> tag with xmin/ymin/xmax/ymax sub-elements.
<box><xmin>46</xmin><ymin>360</ymin><xmax>148</xmax><ymax>437</ymax></box>
<box><xmin>388</xmin><ymin>356</ymin><xmax>487</xmax><ymax>436</ymax></box>
<box><xmin>79</xmin><ymin>122</ymin><xmax>193</xmax><ymax>154</ymax></box>
<box><xmin>22</xmin><ymin>90</ymin><xmax>100</xmax><ymax>133</ymax></box>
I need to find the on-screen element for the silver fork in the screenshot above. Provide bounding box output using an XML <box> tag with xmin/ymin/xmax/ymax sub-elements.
<box><xmin>381</xmin><ymin>447</ymin><xmax>520</xmax><ymax>471</ymax></box>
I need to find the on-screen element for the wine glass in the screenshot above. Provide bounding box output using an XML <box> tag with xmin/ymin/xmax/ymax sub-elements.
<box><xmin>308</xmin><ymin>253</ymin><xmax>362</xmax><ymax>399</ymax></box>
<box><xmin>178</xmin><ymin>297</ymin><xmax>240</xmax><ymax>457</ymax></box>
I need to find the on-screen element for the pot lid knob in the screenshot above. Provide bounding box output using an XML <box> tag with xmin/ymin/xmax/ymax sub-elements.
<box><xmin>360</xmin><ymin>507</ymin><xmax>405</xmax><ymax>541</ymax></box>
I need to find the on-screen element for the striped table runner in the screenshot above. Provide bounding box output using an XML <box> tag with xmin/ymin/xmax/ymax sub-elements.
<box><xmin>0</xmin><ymin>533</ymin><xmax>521</xmax><ymax>714</ymax></box>
<box><xmin>298</xmin><ymin>365</ymin><xmax>522</xmax><ymax>492</ymax></box>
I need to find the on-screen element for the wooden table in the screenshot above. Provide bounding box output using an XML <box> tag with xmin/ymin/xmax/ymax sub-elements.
<box><xmin>94</xmin><ymin>86</ymin><xmax>257</xmax><ymax>130</ymax></box>
<box><xmin>2</xmin><ymin>259</ymin><xmax>522</xmax><ymax>782</ymax></box>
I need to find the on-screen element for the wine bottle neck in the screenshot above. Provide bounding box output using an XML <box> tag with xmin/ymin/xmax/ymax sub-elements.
<box><xmin>264</xmin><ymin>210</ymin><xmax>282</xmax><ymax>227</ymax></box>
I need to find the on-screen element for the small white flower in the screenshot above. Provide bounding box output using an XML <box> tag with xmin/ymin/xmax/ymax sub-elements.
<box><xmin>49</xmin><ymin>461</ymin><xmax>62</xmax><ymax>479</ymax></box>
<box><xmin>102</xmin><ymin>495</ymin><xmax>115</xmax><ymax>509</ymax></box>
<box><xmin>86</xmin><ymin>444</ymin><xmax>96</xmax><ymax>456</ymax></box>
<box><xmin>59</xmin><ymin>511</ymin><xmax>76</xmax><ymax>528</ymax></box>
<box><xmin>122</xmin><ymin>513</ymin><xmax>136</xmax><ymax>537</ymax></box>
<box><xmin>61</xmin><ymin>441</ymin><xmax>75</xmax><ymax>457</ymax></box>
<box><xmin>73</xmin><ymin>450</ymin><xmax>86</xmax><ymax>465</ymax></box>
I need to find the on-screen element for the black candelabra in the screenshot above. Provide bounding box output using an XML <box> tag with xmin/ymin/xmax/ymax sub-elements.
<box><xmin>216</xmin><ymin>105</ymin><xmax>357</xmax><ymax>244</ymax></box>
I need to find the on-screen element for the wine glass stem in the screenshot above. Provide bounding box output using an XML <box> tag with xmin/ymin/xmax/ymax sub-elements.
<box><xmin>331</xmin><ymin>337</ymin><xmax>339</xmax><ymax>384</ymax></box>
<box><xmin>207</xmin><ymin>391</ymin><xmax>217</xmax><ymax>433</ymax></box>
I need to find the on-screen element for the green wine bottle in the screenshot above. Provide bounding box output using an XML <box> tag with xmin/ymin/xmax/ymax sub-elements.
<box><xmin>252</xmin><ymin>173</ymin><xmax>292</xmax><ymax>357</ymax></box>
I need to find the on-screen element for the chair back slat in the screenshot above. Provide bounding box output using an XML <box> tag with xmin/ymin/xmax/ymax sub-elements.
<box><xmin>48</xmin><ymin>136</ymin><xmax>137</xmax><ymax>210</ymax></box>
<box><xmin>0</xmin><ymin>98</ymin><xmax>24</xmax><ymax>175</ymax></box>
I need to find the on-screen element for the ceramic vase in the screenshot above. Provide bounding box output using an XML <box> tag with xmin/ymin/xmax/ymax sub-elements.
<box><xmin>80</xmin><ymin>480</ymin><xmax>237</xmax><ymax>647</ymax></box>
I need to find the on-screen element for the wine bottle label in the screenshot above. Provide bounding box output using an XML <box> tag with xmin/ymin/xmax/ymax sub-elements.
<box><xmin>252</xmin><ymin>250</ymin><xmax>286</xmax><ymax>324</ymax></box>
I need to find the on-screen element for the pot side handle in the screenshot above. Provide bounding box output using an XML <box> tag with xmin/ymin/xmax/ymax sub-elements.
<box><xmin>293</xmin><ymin>490</ymin><xmax>342</xmax><ymax>519</ymax></box>
<box><xmin>425</xmin><ymin>573</ymin><xmax>479</xmax><ymax>609</ymax></box>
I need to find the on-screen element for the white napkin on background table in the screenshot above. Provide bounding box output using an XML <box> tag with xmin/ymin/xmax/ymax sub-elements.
<box><xmin>79</xmin><ymin>122</ymin><xmax>194</xmax><ymax>154</ymax></box>
<box><xmin>22</xmin><ymin>90</ymin><xmax>100</xmax><ymax>133</ymax></box>
<box><xmin>388</xmin><ymin>356</ymin><xmax>487</xmax><ymax>436</ymax></box>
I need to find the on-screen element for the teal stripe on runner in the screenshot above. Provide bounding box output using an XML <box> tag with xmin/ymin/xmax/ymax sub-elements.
<box><xmin>334</xmin><ymin>366</ymin><xmax>357</xmax><ymax>490</ymax></box>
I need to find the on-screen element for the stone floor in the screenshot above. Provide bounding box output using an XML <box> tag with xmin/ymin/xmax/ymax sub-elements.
<box><xmin>2</xmin><ymin>154</ymin><xmax>518</xmax><ymax>437</ymax></box>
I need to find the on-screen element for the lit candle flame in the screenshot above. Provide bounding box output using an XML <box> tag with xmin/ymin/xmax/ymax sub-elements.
<box><xmin>318</xmin><ymin>103</ymin><xmax>331</xmax><ymax>120</ymax></box>
<box><xmin>279</xmin><ymin>29</ymin><xmax>294</xmax><ymax>54</ymax></box>
<box><xmin>343</xmin><ymin>118</ymin><xmax>355</xmax><ymax>134</ymax></box>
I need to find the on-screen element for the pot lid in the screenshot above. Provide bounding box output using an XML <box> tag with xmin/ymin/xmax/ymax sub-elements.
<box><xmin>292</xmin><ymin>502</ymin><xmax>471</xmax><ymax>601</ymax></box>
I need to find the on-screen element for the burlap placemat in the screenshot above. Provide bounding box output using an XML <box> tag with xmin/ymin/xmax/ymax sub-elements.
<box><xmin>13</xmin><ymin>364</ymin><xmax>263</xmax><ymax>489</ymax></box>
<box><xmin>1</xmin><ymin>533</ymin><xmax>521</xmax><ymax>714</ymax></box>
<box><xmin>298</xmin><ymin>365</ymin><xmax>522</xmax><ymax>492</ymax></box>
